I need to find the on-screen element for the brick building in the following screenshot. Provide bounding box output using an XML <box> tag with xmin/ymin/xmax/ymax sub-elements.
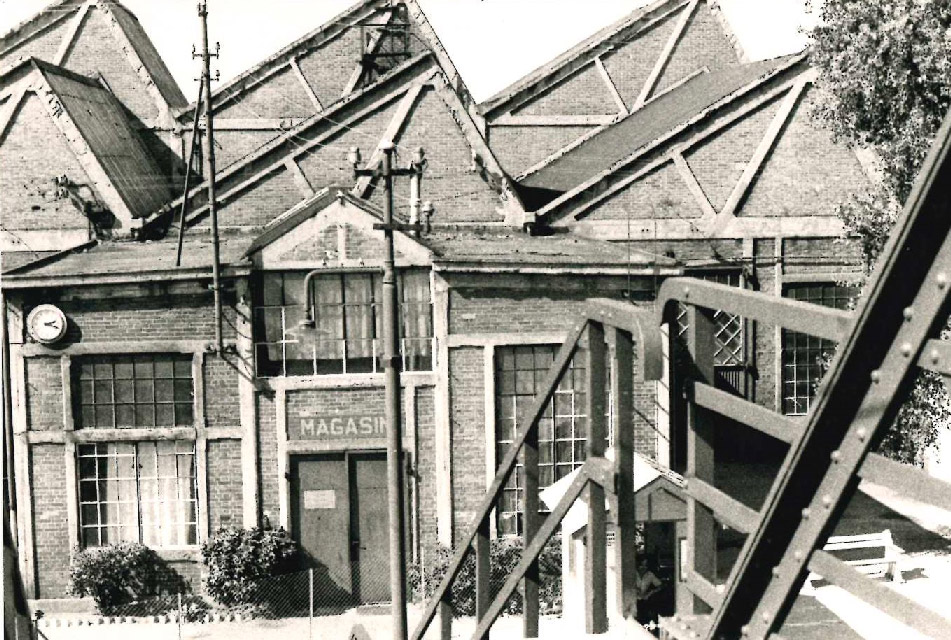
<box><xmin>1</xmin><ymin>0</ymin><xmax>871</xmax><ymax>605</ymax></box>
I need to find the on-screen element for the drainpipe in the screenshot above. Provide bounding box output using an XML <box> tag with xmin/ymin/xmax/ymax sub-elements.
<box><xmin>1</xmin><ymin>290</ymin><xmax>16</xmax><ymax>537</ymax></box>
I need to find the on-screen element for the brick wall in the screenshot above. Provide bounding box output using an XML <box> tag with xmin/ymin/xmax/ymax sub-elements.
<box><xmin>257</xmin><ymin>392</ymin><xmax>279</xmax><ymax>521</ymax></box>
<box><xmin>31</xmin><ymin>444</ymin><xmax>70</xmax><ymax>598</ymax></box>
<box><xmin>684</xmin><ymin>95</ymin><xmax>783</xmax><ymax>211</ymax></box>
<box><xmin>488</xmin><ymin>125</ymin><xmax>593</xmax><ymax>177</ymax></box>
<box><xmin>55</xmin><ymin>291</ymin><xmax>234</xmax><ymax>344</ymax></box>
<box><xmin>217</xmin><ymin>68</ymin><xmax>316</xmax><ymax>121</ymax></box>
<box><xmin>0</xmin><ymin>18</ymin><xmax>70</xmax><ymax>68</ymax></box>
<box><xmin>513</xmin><ymin>65</ymin><xmax>618</xmax><ymax>117</ymax></box>
<box><xmin>204</xmin><ymin>354</ymin><xmax>243</xmax><ymax>428</ymax></box>
<box><xmin>25</xmin><ymin>357</ymin><xmax>63</xmax><ymax>432</ymax></box>
<box><xmin>448</xmin><ymin>346</ymin><xmax>484</xmax><ymax>541</ymax></box>
<box><xmin>415</xmin><ymin>387</ymin><xmax>437</xmax><ymax>555</ymax></box>
<box><xmin>449</xmin><ymin>287</ymin><xmax>588</xmax><ymax>335</ymax></box>
<box><xmin>587</xmin><ymin>161</ymin><xmax>707</xmax><ymax>221</ymax></box>
<box><xmin>365</xmin><ymin>88</ymin><xmax>504</xmax><ymax>225</ymax></box>
<box><xmin>63</xmin><ymin>7</ymin><xmax>159</xmax><ymax>123</ymax></box>
<box><xmin>740</xmin><ymin>92</ymin><xmax>870</xmax><ymax>218</ymax></box>
<box><xmin>207</xmin><ymin>440</ymin><xmax>244</xmax><ymax>531</ymax></box>
<box><xmin>602</xmin><ymin>13</ymin><xmax>678</xmax><ymax>107</ymax></box>
<box><xmin>0</xmin><ymin>94</ymin><xmax>95</xmax><ymax>234</ymax></box>
<box><xmin>652</xmin><ymin>5</ymin><xmax>739</xmax><ymax>96</ymax></box>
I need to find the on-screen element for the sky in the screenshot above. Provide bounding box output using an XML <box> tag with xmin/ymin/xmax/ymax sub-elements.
<box><xmin>0</xmin><ymin>0</ymin><xmax>817</xmax><ymax>103</ymax></box>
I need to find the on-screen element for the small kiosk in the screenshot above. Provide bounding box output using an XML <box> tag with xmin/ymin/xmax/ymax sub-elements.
<box><xmin>541</xmin><ymin>451</ymin><xmax>687</xmax><ymax>628</ymax></box>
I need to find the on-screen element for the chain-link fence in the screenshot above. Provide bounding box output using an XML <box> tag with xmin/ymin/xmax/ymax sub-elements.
<box><xmin>34</xmin><ymin>540</ymin><xmax>570</xmax><ymax>640</ymax></box>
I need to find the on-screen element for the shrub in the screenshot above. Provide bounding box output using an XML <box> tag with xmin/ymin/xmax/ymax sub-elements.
<box><xmin>409</xmin><ymin>536</ymin><xmax>562</xmax><ymax>616</ymax></box>
<box><xmin>69</xmin><ymin>542</ymin><xmax>158</xmax><ymax>612</ymax></box>
<box><xmin>201</xmin><ymin>526</ymin><xmax>298</xmax><ymax>606</ymax></box>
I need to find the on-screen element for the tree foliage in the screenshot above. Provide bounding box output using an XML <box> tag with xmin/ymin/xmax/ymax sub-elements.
<box><xmin>809</xmin><ymin>0</ymin><xmax>951</xmax><ymax>464</ymax></box>
<box><xmin>808</xmin><ymin>0</ymin><xmax>951</xmax><ymax>202</ymax></box>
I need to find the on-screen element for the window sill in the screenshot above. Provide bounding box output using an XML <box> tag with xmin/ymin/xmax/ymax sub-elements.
<box><xmin>259</xmin><ymin>370</ymin><xmax>436</xmax><ymax>390</ymax></box>
<box><xmin>154</xmin><ymin>548</ymin><xmax>201</xmax><ymax>562</ymax></box>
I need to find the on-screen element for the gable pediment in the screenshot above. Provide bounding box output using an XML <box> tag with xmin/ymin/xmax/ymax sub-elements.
<box><xmin>253</xmin><ymin>192</ymin><xmax>432</xmax><ymax>269</ymax></box>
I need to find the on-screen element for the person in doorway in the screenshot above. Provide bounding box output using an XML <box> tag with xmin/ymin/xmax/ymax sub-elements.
<box><xmin>635</xmin><ymin>556</ymin><xmax>663</xmax><ymax>627</ymax></box>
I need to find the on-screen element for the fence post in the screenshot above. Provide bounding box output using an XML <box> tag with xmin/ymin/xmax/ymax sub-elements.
<box><xmin>685</xmin><ymin>306</ymin><xmax>717</xmax><ymax>613</ymax></box>
<box><xmin>475</xmin><ymin>518</ymin><xmax>490</xmax><ymax>640</ymax></box>
<box><xmin>178</xmin><ymin>591</ymin><xmax>183</xmax><ymax>640</ymax></box>
<box><xmin>611</xmin><ymin>327</ymin><xmax>638</xmax><ymax>624</ymax></box>
<box><xmin>584</xmin><ymin>321</ymin><xmax>608</xmax><ymax>634</ymax></box>
<box><xmin>523</xmin><ymin>372</ymin><xmax>540</xmax><ymax>639</ymax></box>
<box><xmin>309</xmin><ymin>567</ymin><xmax>314</xmax><ymax>639</ymax></box>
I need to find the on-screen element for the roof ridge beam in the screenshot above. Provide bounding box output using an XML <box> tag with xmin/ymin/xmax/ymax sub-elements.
<box><xmin>632</xmin><ymin>0</ymin><xmax>698</xmax><ymax>110</ymax></box>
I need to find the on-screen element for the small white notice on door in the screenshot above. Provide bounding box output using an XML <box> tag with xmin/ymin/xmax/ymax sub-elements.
<box><xmin>304</xmin><ymin>489</ymin><xmax>336</xmax><ymax>509</ymax></box>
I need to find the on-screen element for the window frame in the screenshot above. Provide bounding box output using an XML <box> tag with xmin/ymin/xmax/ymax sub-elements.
<box><xmin>252</xmin><ymin>268</ymin><xmax>435</xmax><ymax>378</ymax></box>
<box><xmin>780</xmin><ymin>281</ymin><xmax>857</xmax><ymax>416</ymax></box>
<box><xmin>490</xmin><ymin>342</ymin><xmax>612</xmax><ymax>537</ymax></box>
<box><xmin>77</xmin><ymin>440</ymin><xmax>199</xmax><ymax>549</ymax></box>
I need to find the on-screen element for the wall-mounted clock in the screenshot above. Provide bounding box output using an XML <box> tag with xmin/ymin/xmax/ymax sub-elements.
<box><xmin>26</xmin><ymin>304</ymin><xmax>67</xmax><ymax>345</ymax></box>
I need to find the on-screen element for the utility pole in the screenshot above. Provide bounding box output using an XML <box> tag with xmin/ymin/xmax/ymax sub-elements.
<box><xmin>349</xmin><ymin>143</ymin><xmax>427</xmax><ymax>640</ymax></box>
<box><xmin>197</xmin><ymin>2</ymin><xmax>223</xmax><ymax>353</ymax></box>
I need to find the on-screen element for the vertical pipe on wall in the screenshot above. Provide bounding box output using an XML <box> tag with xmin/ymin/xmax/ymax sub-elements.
<box><xmin>0</xmin><ymin>291</ymin><xmax>15</xmax><ymax>536</ymax></box>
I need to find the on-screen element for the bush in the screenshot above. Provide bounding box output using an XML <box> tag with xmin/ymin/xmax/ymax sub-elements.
<box><xmin>409</xmin><ymin>536</ymin><xmax>562</xmax><ymax>616</ymax></box>
<box><xmin>69</xmin><ymin>542</ymin><xmax>158</xmax><ymax>612</ymax></box>
<box><xmin>201</xmin><ymin>526</ymin><xmax>298</xmax><ymax>606</ymax></box>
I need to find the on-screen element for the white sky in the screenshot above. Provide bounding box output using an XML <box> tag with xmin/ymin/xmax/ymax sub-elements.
<box><xmin>0</xmin><ymin>0</ymin><xmax>816</xmax><ymax>102</ymax></box>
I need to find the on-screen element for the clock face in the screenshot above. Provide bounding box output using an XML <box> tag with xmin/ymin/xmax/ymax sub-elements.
<box><xmin>27</xmin><ymin>304</ymin><xmax>67</xmax><ymax>344</ymax></box>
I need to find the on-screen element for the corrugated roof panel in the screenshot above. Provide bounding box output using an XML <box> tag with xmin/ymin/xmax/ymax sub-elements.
<box><xmin>520</xmin><ymin>57</ymin><xmax>798</xmax><ymax>193</ymax></box>
<box><xmin>40</xmin><ymin>62</ymin><xmax>173</xmax><ymax>218</ymax></box>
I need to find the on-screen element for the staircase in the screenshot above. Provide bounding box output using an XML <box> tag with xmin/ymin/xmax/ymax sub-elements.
<box><xmin>414</xmin><ymin>104</ymin><xmax>951</xmax><ymax>640</ymax></box>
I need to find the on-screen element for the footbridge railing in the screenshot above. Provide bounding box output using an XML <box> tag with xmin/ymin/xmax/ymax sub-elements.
<box><xmin>410</xmin><ymin>299</ymin><xmax>661</xmax><ymax>640</ymax></box>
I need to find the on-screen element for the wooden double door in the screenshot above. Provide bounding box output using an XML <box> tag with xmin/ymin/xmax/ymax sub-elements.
<box><xmin>290</xmin><ymin>451</ymin><xmax>392</xmax><ymax>605</ymax></box>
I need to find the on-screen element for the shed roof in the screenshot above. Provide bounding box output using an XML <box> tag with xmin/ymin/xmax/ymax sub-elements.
<box><xmin>2</xmin><ymin>234</ymin><xmax>252</xmax><ymax>285</ymax></box>
<box><xmin>520</xmin><ymin>56</ymin><xmax>798</xmax><ymax>193</ymax></box>
<box><xmin>425</xmin><ymin>229</ymin><xmax>675</xmax><ymax>270</ymax></box>
<box><xmin>34</xmin><ymin>59</ymin><xmax>173</xmax><ymax>218</ymax></box>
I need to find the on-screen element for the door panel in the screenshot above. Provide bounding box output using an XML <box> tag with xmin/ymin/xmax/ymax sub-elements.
<box><xmin>290</xmin><ymin>454</ymin><xmax>352</xmax><ymax>602</ymax></box>
<box><xmin>349</xmin><ymin>452</ymin><xmax>390</xmax><ymax>603</ymax></box>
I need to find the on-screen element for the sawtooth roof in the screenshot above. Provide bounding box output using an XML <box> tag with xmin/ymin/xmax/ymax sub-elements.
<box><xmin>520</xmin><ymin>56</ymin><xmax>799</xmax><ymax>193</ymax></box>
<box><xmin>33</xmin><ymin>59</ymin><xmax>173</xmax><ymax>218</ymax></box>
<box><xmin>0</xmin><ymin>0</ymin><xmax>186</xmax><ymax>111</ymax></box>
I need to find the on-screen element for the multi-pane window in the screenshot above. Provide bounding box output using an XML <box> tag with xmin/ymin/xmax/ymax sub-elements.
<box><xmin>495</xmin><ymin>345</ymin><xmax>613</xmax><ymax>536</ymax></box>
<box><xmin>675</xmin><ymin>272</ymin><xmax>745</xmax><ymax>366</ymax></box>
<box><xmin>782</xmin><ymin>283</ymin><xmax>856</xmax><ymax>415</ymax></box>
<box><xmin>76</xmin><ymin>354</ymin><xmax>194</xmax><ymax>428</ymax></box>
<box><xmin>254</xmin><ymin>270</ymin><xmax>433</xmax><ymax>377</ymax></box>
<box><xmin>78</xmin><ymin>441</ymin><xmax>198</xmax><ymax>547</ymax></box>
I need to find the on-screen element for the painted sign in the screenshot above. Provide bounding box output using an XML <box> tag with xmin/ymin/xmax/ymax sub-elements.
<box><xmin>290</xmin><ymin>415</ymin><xmax>386</xmax><ymax>440</ymax></box>
<box><xmin>304</xmin><ymin>490</ymin><xmax>336</xmax><ymax>510</ymax></box>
